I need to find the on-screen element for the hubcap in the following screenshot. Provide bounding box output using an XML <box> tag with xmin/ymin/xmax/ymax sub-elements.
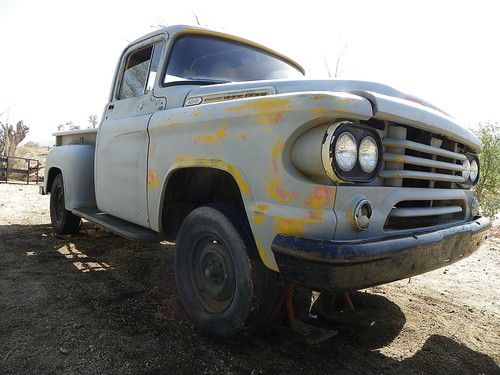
<box><xmin>191</xmin><ymin>236</ymin><xmax>235</xmax><ymax>314</ymax></box>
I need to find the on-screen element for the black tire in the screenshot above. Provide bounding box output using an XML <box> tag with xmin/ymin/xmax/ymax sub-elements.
<box><xmin>175</xmin><ymin>204</ymin><xmax>278</xmax><ymax>337</ymax></box>
<box><xmin>50</xmin><ymin>174</ymin><xmax>81</xmax><ymax>234</ymax></box>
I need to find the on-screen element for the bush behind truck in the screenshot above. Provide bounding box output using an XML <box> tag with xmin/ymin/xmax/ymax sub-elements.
<box><xmin>41</xmin><ymin>25</ymin><xmax>491</xmax><ymax>337</ymax></box>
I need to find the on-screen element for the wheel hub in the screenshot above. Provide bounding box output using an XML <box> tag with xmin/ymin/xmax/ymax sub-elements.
<box><xmin>191</xmin><ymin>237</ymin><xmax>235</xmax><ymax>313</ymax></box>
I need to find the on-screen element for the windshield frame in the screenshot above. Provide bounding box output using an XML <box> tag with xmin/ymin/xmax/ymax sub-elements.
<box><xmin>161</xmin><ymin>33</ymin><xmax>305</xmax><ymax>87</ymax></box>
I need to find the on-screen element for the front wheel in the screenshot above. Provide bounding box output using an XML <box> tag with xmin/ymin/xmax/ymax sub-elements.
<box><xmin>175</xmin><ymin>204</ymin><xmax>278</xmax><ymax>337</ymax></box>
<box><xmin>50</xmin><ymin>174</ymin><xmax>81</xmax><ymax>234</ymax></box>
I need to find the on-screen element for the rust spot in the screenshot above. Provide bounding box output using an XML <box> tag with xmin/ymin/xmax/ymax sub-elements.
<box><xmin>147</xmin><ymin>168</ymin><xmax>160</xmax><ymax>190</ymax></box>
<box><xmin>304</xmin><ymin>186</ymin><xmax>334</xmax><ymax>209</ymax></box>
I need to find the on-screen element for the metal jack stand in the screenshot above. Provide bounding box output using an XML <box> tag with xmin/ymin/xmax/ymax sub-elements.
<box><xmin>271</xmin><ymin>282</ymin><xmax>338</xmax><ymax>345</ymax></box>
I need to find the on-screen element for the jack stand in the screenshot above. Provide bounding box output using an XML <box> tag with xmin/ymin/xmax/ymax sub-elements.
<box><xmin>271</xmin><ymin>282</ymin><xmax>337</xmax><ymax>345</ymax></box>
<box><xmin>325</xmin><ymin>291</ymin><xmax>355</xmax><ymax>312</ymax></box>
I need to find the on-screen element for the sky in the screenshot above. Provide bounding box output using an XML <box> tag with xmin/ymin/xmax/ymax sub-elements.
<box><xmin>0</xmin><ymin>0</ymin><xmax>499</xmax><ymax>144</ymax></box>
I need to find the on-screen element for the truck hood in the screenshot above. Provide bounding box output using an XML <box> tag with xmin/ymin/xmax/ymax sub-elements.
<box><xmin>186</xmin><ymin>79</ymin><xmax>481</xmax><ymax>151</ymax></box>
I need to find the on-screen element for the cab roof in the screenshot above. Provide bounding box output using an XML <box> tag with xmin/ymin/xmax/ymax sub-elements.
<box><xmin>129</xmin><ymin>24</ymin><xmax>305</xmax><ymax>75</ymax></box>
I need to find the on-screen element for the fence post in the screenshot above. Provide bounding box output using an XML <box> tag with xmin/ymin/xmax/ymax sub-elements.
<box><xmin>27</xmin><ymin>159</ymin><xmax>30</xmax><ymax>184</ymax></box>
<box><xmin>36</xmin><ymin>160</ymin><xmax>39</xmax><ymax>184</ymax></box>
<box><xmin>6</xmin><ymin>157</ymin><xmax>8</xmax><ymax>183</ymax></box>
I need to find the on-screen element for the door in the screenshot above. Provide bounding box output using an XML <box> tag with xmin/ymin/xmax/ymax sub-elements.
<box><xmin>95</xmin><ymin>40</ymin><xmax>164</xmax><ymax>227</ymax></box>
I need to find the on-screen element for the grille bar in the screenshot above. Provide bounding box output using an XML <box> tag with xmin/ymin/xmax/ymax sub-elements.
<box><xmin>389</xmin><ymin>205</ymin><xmax>463</xmax><ymax>218</ymax></box>
<box><xmin>383</xmin><ymin>138</ymin><xmax>466</xmax><ymax>161</ymax></box>
<box><xmin>383</xmin><ymin>153</ymin><xmax>466</xmax><ymax>172</ymax></box>
<box><xmin>379</xmin><ymin>170</ymin><xmax>465</xmax><ymax>183</ymax></box>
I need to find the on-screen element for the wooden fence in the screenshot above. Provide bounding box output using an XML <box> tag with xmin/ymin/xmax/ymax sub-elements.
<box><xmin>0</xmin><ymin>156</ymin><xmax>40</xmax><ymax>184</ymax></box>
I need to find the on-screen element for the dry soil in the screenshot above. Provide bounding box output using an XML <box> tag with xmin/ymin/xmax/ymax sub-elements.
<box><xmin>0</xmin><ymin>183</ymin><xmax>498</xmax><ymax>374</ymax></box>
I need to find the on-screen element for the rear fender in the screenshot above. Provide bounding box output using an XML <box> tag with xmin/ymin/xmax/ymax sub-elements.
<box><xmin>44</xmin><ymin>145</ymin><xmax>96</xmax><ymax>210</ymax></box>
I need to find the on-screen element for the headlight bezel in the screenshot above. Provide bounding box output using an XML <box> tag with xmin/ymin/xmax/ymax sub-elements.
<box><xmin>322</xmin><ymin>121</ymin><xmax>383</xmax><ymax>183</ymax></box>
<box><xmin>457</xmin><ymin>153</ymin><xmax>480</xmax><ymax>188</ymax></box>
<box><xmin>469</xmin><ymin>156</ymin><xmax>479</xmax><ymax>184</ymax></box>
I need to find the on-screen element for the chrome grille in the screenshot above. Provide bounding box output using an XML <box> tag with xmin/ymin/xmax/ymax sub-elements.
<box><xmin>380</xmin><ymin>124</ymin><xmax>468</xmax><ymax>189</ymax></box>
<box><xmin>384</xmin><ymin>198</ymin><xmax>466</xmax><ymax>231</ymax></box>
<box><xmin>375</xmin><ymin>122</ymin><xmax>473</xmax><ymax>231</ymax></box>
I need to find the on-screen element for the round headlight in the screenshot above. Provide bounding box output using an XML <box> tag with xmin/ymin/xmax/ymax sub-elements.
<box><xmin>358</xmin><ymin>136</ymin><xmax>379</xmax><ymax>173</ymax></box>
<box><xmin>335</xmin><ymin>132</ymin><xmax>357</xmax><ymax>171</ymax></box>
<box><xmin>461</xmin><ymin>159</ymin><xmax>470</xmax><ymax>181</ymax></box>
<box><xmin>469</xmin><ymin>159</ymin><xmax>478</xmax><ymax>182</ymax></box>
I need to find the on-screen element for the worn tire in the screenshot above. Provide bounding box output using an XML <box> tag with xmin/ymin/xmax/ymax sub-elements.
<box><xmin>175</xmin><ymin>204</ymin><xmax>278</xmax><ymax>337</ymax></box>
<box><xmin>50</xmin><ymin>174</ymin><xmax>81</xmax><ymax>234</ymax></box>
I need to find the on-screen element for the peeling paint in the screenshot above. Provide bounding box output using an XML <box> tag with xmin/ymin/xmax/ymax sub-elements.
<box><xmin>193</xmin><ymin>124</ymin><xmax>228</xmax><ymax>144</ymax></box>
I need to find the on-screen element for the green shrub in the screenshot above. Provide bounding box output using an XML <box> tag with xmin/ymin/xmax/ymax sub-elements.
<box><xmin>474</xmin><ymin>121</ymin><xmax>500</xmax><ymax>218</ymax></box>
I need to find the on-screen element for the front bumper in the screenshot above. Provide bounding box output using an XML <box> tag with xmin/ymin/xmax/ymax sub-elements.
<box><xmin>272</xmin><ymin>217</ymin><xmax>491</xmax><ymax>292</ymax></box>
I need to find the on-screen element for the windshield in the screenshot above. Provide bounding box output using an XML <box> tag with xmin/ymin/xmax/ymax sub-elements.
<box><xmin>164</xmin><ymin>35</ymin><xmax>304</xmax><ymax>84</ymax></box>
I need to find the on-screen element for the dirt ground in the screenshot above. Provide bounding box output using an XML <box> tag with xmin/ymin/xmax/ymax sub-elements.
<box><xmin>0</xmin><ymin>183</ymin><xmax>499</xmax><ymax>375</ymax></box>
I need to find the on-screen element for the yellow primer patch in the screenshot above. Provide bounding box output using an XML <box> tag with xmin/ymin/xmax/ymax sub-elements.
<box><xmin>193</xmin><ymin>124</ymin><xmax>228</xmax><ymax>144</ymax></box>
<box><xmin>251</xmin><ymin>203</ymin><xmax>270</xmax><ymax>225</ymax></box>
<box><xmin>256</xmin><ymin>113</ymin><xmax>285</xmax><ymax>124</ymax></box>
<box><xmin>147</xmin><ymin>168</ymin><xmax>160</xmax><ymax>189</ymax></box>
<box><xmin>271</xmin><ymin>139</ymin><xmax>283</xmax><ymax>159</ymax></box>
<box><xmin>193</xmin><ymin>109</ymin><xmax>201</xmax><ymax>117</ymax></box>
<box><xmin>225</xmin><ymin>97</ymin><xmax>292</xmax><ymax>114</ymax></box>
<box><xmin>274</xmin><ymin>210</ymin><xmax>325</xmax><ymax>237</ymax></box>
<box><xmin>313</xmin><ymin>106</ymin><xmax>329</xmax><ymax>115</ymax></box>
<box><xmin>254</xmin><ymin>238</ymin><xmax>278</xmax><ymax>271</ymax></box>
<box><xmin>275</xmin><ymin>217</ymin><xmax>305</xmax><ymax>236</ymax></box>
<box><xmin>173</xmin><ymin>156</ymin><xmax>251</xmax><ymax>196</ymax></box>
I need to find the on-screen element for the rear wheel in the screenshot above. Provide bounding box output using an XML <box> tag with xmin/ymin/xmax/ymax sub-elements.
<box><xmin>175</xmin><ymin>204</ymin><xmax>278</xmax><ymax>337</ymax></box>
<box><xmin>50</xmin><ymin>174</ymin><xmax>81</xmax><ymax>234</ymax></box>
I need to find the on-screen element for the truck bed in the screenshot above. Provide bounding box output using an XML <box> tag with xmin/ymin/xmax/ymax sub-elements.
<box><xmin>53</xmin><ymin>128</ymin><xmax>98</xmax><ymax>146</ymax></box>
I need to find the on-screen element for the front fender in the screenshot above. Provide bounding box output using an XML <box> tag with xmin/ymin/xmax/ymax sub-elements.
<box><xmin>44</xmin><ymin>145</ymin><xmax>96</xmax><ymax>210</ymax></box>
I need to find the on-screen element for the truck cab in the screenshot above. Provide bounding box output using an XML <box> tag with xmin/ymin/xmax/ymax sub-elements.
<box><xmin>42</xmin><ymin>25</ymin><xmax>490</xmax><ymax>337</ymax></box>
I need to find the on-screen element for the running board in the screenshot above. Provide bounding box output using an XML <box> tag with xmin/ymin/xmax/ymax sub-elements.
<box><xmin>72</xmin><ymin>207</ymin><xmax>161</xmax><ymax>242</ymax></box>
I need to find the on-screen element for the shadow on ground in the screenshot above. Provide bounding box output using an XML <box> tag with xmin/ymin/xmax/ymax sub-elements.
<box><xmin>0</xmin><ymin>223</ymin><xmax>497</xmax><ymax>374</ymax></box>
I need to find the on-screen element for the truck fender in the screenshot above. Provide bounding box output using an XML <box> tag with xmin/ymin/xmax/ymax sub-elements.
<box><xmin>44</xmin><ymin>145</ymin><xmax>96</xmax><ymax>210</ymax></box>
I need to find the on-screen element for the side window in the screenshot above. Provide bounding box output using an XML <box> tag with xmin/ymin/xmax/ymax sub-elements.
<box><xmin>117</xmin><ymin>42</ymin><xmax>164</xmax><ymax>100</ymax></box>
<box><xmin>145</xmin><ymin>43</ymin><xmax>164</xmax><ymax>93</ymax></box>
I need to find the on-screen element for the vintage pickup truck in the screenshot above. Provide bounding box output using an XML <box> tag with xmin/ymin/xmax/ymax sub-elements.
<box><xmin>42</xmin><ymin>25</ymin><xmax>490</xmax><ymax>337</ymax></box>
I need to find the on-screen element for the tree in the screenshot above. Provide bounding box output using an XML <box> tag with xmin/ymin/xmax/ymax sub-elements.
<box><xmin>88</xmin><ymin>114</ymin><xmax>98</xmax><ymax>129</ymax></box>
<box><xmin>57</xmin><ymin>121</ymin><xmax>80</xmax><ymax>132</ymax></box>
<box><xmin>0</xmin><ymin>119</ymin><xmax>29</xmax><ymax>157</ymax></box>
<box><xmin>474</xmin><ymin>121</ymin><xmax>500</xmax><ymax>218</ymax></box>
